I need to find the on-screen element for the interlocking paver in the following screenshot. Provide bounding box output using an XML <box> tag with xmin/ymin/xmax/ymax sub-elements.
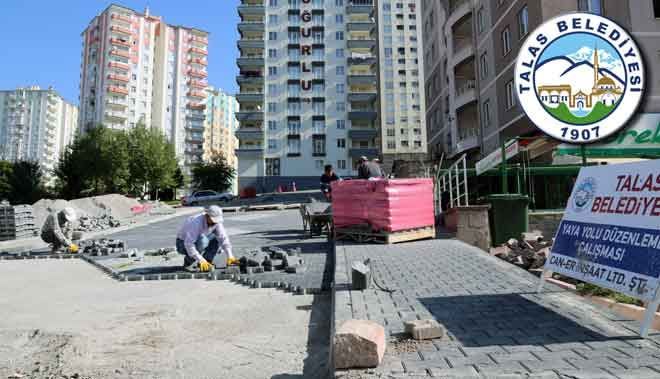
<box><xmin>606</xmin><ymin>367</ymin><xmax>660</xmax><ymax>379</ymax></box>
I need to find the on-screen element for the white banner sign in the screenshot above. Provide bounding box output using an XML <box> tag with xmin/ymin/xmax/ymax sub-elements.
<box><xmin>475</xmin><ymin>140</ymin><xmax>519</xmax><ymax>176</ymax></box>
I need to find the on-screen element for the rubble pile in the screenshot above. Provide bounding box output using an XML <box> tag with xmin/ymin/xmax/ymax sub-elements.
<box><xmin>236</xmin><ymin>246</ymin><xmax>305</xmax><ymax>274</ymax></box>
<box><xmin>79</xmin><ymin>238</ymin><xmax>127</xmax><ymax>256</ymax></box>
<box><xmin>76</xmin><ymin>214</ymin><xmax>121</xmax><ymax>232</ymax></box>
<box><xmin>489</xmin><ymin>230</ymin><xmax>552</xmax><ymax>270</ymax></box>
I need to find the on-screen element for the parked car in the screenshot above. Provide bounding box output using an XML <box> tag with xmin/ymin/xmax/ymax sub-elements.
<box><xmin>181</xmin><ymin>190</ymin><xmax>234</xmax><ymax>206</ymax></box>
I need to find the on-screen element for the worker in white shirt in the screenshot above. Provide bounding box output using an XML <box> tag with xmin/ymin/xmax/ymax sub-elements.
<box><xmin>175</xmin><ymin>205</ymin><xmax>239</xmax><ymax>272</ymax></box>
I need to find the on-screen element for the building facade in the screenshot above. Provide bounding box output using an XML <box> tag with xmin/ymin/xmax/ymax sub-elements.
<box><xmin>204</xmin><ymin>87</ymin><xmax>239</xmax><ymax>170</ymax></box>
<box><xmin>0</xmin><ymin>86</ymin><xmax>78</xmax><ymax>177</ymax></box>
<box><xmin>79</xmin><ymin>4</ymin><xmax>209</xmax><ymax>176</ymax></box>
<box><xmin>422</xmin><ymin>0</ymin><xmax>660</xmax><ymax>163</ymax></box>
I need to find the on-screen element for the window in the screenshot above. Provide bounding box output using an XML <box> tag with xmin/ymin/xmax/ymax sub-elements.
<box><xmin>269</xmin><ymin>32</ymin><xmax>277</xmax><ymax>40</ymax></box>
<box><xmin>578</xmin><ymin>0</ymin><xmax>602</xmax><ymax>14</ymax></box>
<box><xmin>269</xmin><ymin>66</ymin><xmax>277</xmax><ymax>75</ymax></box>
<box><xmin>287</xmin><ymin>136</ymin><xmax>301</xmax><ymax>156</ymax></box>
<box><xmin>269</xmin><ymin>15</ymin><xmax>278</xmax><ymax>24</ymax></box>
<box><xmin>336</xmin><ymin>48</ymin><xmax>344</xmax><ymax>58</ymax></box>
<box><xmin>337</xmin><ymin>160</ymin><xmax>346</xmax><ymax>170</ymax></box>
<box><xmin>505</xmin><ymin>80</ymin><xmax>515</xmax><ymax>109</ymax></box>
<box><xmin>268</xmin><ymin>102</ymin><xmax>277</xmax><ymax>112</ymax></box>
<box><xmin>477</xmin><ymin>7</ymin><xmax>485</xmax><ymax>33</ymax></box>
<box><xmin>288</xmin><ymin>119</ymin><xmax>301</xmax><ymax>134</ymax></box>
<box><xmin>336</xmin><ymin>102</ymin><xmax>345</xmax><ymax>111</ymax></box>
<box><xmin>269</xmin><ymin>0</ymin><xmax>277</xmax><ymax>6</ymax></box>
<box><xmin>335</xmin><ymin>0</ymin><xmax>343</xmax><ymax>5</ymax></box>
<box><xmin>336</xmin><ymin>14</ymin><xmax>343</xmax><ymax>23</ymax></box>
<box><xmin>268</xmin><ymin>139</ymin><xmax>278</xmax><ymax>150</ymax></box>
<box><xmin>387</xmin><ymin>141</ymin><xmax>396</xmax><ymax>149</ymax></box>
<box><xmin>517</xmin><ymin>6</ymin><xmax>528</xmax><ymax>38</ymax></box>
<box><xmin>655</xmin><ymin>0</ymin><xmax>660</xmax><ymax>17</ymax></box>
<box><xmin>315</xmin><ymin>160</ymin><xmax>324</xmax><ymax>169</ymax></box>
<box><xmin>266</xmin><ymin>158</ymin><xmax>280</xmax><ymax>176</ymax></box>
<box><xmin>268</xmin><ymin>49</ymin><xmax>277</xmax><ymax>58</ymax></box>
<box><xmin>313</xmin><ymin>100</ymin><xmax>325</xmax><ymax>114</ymax></box>
<box><xmin>482</xmin><ymin>100</ymin><xmax>491</xmax><ymax>127</ymax></box>
<box><xmin>480</xmin><ymin>52</ymin><xmax>488</xmax><ymax>79</ymax></box>
<box><xmin>313</xmin><ymin>135</ymin><xmax>326</xmax><ymax>156</ymax></box>
<box><xmin>501</xmin><ymin>26</ymin><xmax>511</xmax><ymax>56</ymax></box>
<box><xmin>336</xmin><ymin>84</ymin><xmax>345</xmax><ymax>94</ymax></box>
<box><xmin>336</xmin><ymin>120</ymin><xmax>345</xmax><ymax>129</ymax></box>
<box><xmin>336</xmin><ymin>66</ymin><xmax>344</xmax><ymax>75</ymax></box>
<box><xmin>268</xmin><ymin>120</ymin><xmax>277</xmax><ymax>130</ymax></box>
<box><xmin>336</xmin><ymin>31</ymin><xmax>344</xmax><ymax>40</ymax></box>
<box><xmin>268</xmin><ymin>84</ymin><xmax>277</xmax><ymax>95</ymax></box>
<box><xmin>337</xmin><ymin>138</ymin><xmax>346</xmax><ymax>148</ymax></box>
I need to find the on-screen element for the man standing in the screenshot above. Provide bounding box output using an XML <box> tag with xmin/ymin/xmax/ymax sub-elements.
<box><xmin>41</xmin><ymin>207</ymin><xmax>79</xmax><ymax>253</ymax></box>
<box><xmin>176</xmin><ymin>205</ymin><xmax>239</xmax><ymax>272</ymax></box>
<box><xmin>371</xmin><ymin>158</ymin><xmax>385</xmax><ymax>177</ymax></box>
<box><xmin>357</xmin><ymin>156</ymin><xmax>383</xmax><ymax>179</ymax></box>
<box><xmin>320</xmin><ymin>164</ymin><xmax>341</xmax><ymax>199</ymax></box>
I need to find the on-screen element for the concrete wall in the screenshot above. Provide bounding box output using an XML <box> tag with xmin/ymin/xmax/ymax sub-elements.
<box><xmin>456</xmin><ymin>205</ymin><xmax>491</xmax><ymax>251</ymax></box>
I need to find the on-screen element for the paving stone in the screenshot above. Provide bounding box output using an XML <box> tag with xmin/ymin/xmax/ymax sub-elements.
<box><xmin>428</xmin><ymin>366</ymin><xmax>480</xmax><ymax>378</ymax></box>
<box><xmin>446</xmin><ymin>354</ymin><xmax>494</xmax><ymax>368</ymax></box>
<box><xmin>490</xmin><ymin>352</ymin><xmax>540</xmax><ymax>363</ymax></box>
<box><xmin>606</xmin><ymin>367</ymin><xmax>660</xmax><ymax>379</ymax></box>
<box><xmin>519</xmin><ymin>359</ymin><xmax>575</xmax><ymax>372</ymax></box>
<box><xmin>610</xmin><ymin>356</ymin><xmax>660</xmax><ymax>369</ymax></box>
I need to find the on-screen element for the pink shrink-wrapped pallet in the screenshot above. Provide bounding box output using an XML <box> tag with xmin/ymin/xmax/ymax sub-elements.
<box><xmin>369</xmin><ymin>179</ymin><xmax>434</xmax><ymax>232</ymax></box>
<box><xmin>331</xmin><ymin>178</ymin><xmax>434</xmax><ymax>232</ymax></box>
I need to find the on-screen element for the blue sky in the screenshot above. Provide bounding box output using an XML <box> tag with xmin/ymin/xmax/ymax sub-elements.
<box><xmin>538</xmin><ymin>32</ymin><xmax>620</xmax><ymax>65</ymax></box>
<box><xmin>0</xmin><ymin>1</ymin><xmax>240</xmax><ymax>104</ymax></box>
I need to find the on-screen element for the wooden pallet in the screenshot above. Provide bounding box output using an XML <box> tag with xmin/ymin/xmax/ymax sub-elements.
<box><xmin>334</xmin><ymin>225</ymin><xmax>435</xmax><ymax>244</ymax></box>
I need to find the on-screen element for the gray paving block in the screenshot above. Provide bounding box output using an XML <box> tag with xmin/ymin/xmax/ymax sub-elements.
<box><xmin>428</xmin><ymin>366</ymin><xmax>480</xmax><ymax>378</ymax></box>
<box><xmin>519</xmin><ymin>359</ymin><xmax>575</xmax><ymax>372</ymax></box>
<box><xmin>606</xmin><ymin>367</ymin><xmax>660</xmax><ymax>379</ymax></box>
<box><xmin>490</xmin><ymin>352</ymin><xmax>540</xmax><ymax>363</ymax></box>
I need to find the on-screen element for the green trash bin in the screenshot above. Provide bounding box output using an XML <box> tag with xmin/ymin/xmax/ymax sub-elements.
<box><xmin>487</xmin><ymin>194</ymin><xmax>529</xmax><ymax>246</ymax></box>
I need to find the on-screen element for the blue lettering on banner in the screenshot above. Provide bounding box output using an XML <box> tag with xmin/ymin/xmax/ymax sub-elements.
<box><xmin>552</xmin><ymin>220</ymin><xmax>660</xmax><ymax>278</ymax></box>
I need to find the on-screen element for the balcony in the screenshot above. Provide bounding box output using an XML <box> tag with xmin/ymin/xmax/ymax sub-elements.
<box><xmin>110</xmin><ymin>25</ymin><xmax>132</xmax><ymax>36</ymax></box>
<box><xmin>237</xmin><ymin>39</ymin><xmax>265</xmax><ymax>50</ymax></box>
<box><xmin>238</xmin><ymin>21</ymin><xmax>265</xmax><ymax>34</ymax></box>
<box><xmin>448</xmin><ymin>0</ymin><xmax>472</xmax><ymax>28</ymax></box>
<box><xmin>188</xmin><ymin>79</ymin><xmax>208</xmax><ymax>89</ymax></box>
<box><xmin>188</xmin><ymin>57</ymin><xmax>208</xmax><ymax>66</ymax></box>
<box><xmin>348</xmin><ymin>110</ymin><xmax>377</xmax><ymax>121</ymax></box>
<box><xmin>454</xmin><ymin>130</ymin><xmax>479</xmax><ymax>155</ymax></box>
<box><xmin>108</xmin><ymin>61</ymin><xmax>130</xmax><ymax>71</ymax></box>
<box><xmin>106</xmin><ymin>97</ymin><xmax>128</xmax><ymax>108</ymax></box>
<box><xmin>189</xmin><ymin>35</ymin><xmax>208</xmax><ymax>45</ymax></box>
<box><xmin>347</xmin><ymin>38</ymin><xmax>376</xmax><ymax>49</ymax></box>
<box><xmin>238</xmin><ymin>3</ymin><xmax>265</xmax><ymax>18</ymax></box>
<box><xmin>187</xmin><ymin>103</ymin><xmax>206</xmax><ymax>111</ymax></box>
<box><xmin>348</xmin><ymin>74</ymin><xmax>377</xmax><ymax>86</ymax></box>
<box><xmin>236</xmin><ymin>92</ymin><xmax>264</xmax><ymax>103</ymax></box>
<box><xmin>109</xmin><ymin>38</ymin><xmax>130</xmax><ymax>47</ymax></box>
<box><xmin>237</xmin><ymin>55</ymin><xmax>265</xmax><ymax>68</ymax></box>
<box><xmin>111</xmin><ymin>13</ymin><xmax>132</xmax><ymax>24</ymax></box>
<box><xmin>236</xmin><ymin>145</ymin><xmax>264</xmax><ymax>157</ymax></box>
<box><xmin>104</xmin><ymin>110</ymin><xmax>128</xmax><ymax>121</ymax></box>
<box><xmin>452</xmin><ymin>38</ymin><xmax>474</xmax><ymax>66</ymax></box>
<box><xmin>348</xmin><ymin>128</ymin><xmax>378</xmax><ymax>140</ymax></box>
<box><xmin>236</xmin><ymin>74</ymin><xmax>264</xmax><ymax>85</ymax></box>
<box><xmin>235</xmin><ymin>109</ymin><xmax>264</xmax><ymax>121</ymax></box>
<box><xmin>109</xmin><ymin>49</ymin><xmax>130</xmax><ymax>59</ymax></box>
<box><xmin>186</xmin><ymin>135</ymin><xmax>204</xmax><ymax>143</ymax></box>
<box><xmin>107</xmin><ymin>73</ymin><xmax>130</xmax><ymax>83</ymax></box>
<box><xmin>188</xmin><ymin>69</ymin><xmax>208</xmax><ymax>78</ymax></box>
<box><xmin>107</xmin><ymin>86</ymin><xmax>129</xmax><ymax>95</ymax></box>
<box><xmin>347</xmin><ymin>20</ymin><xmax>375</xmax><ymax>32</ymax></box>
<box><xmin>186</xmin><ymin>112</ymin><xmax>205</xmax><ymax>121</ymax></box>
<box><xmin>347</xmin><ymin>90</ymin><xmax>377</xmax><ymax>102</ymax></box>
<box><xmin>235</xmin><ymin>127</ymin><xmax>264</xmax><ymax>140</ymax></box>
<box><xmin>347</xmin><ymin>0</ymin><xmax>375</xmax><ymax>15</ymax></box>
<box><xmin>455</xmin><ymin>79</ymin><xmax>477</xmax><ymax>110</ymax></box>
<box><xmin>187</xmin><ymin>90</ymin><xmax>206</xmax><ymax>99</ymax></box>
<box><xmin>348</xmin><ymin>147</ymin><xmax>378</xmax><ymax>159</ymax></box>
<box><xmin>189</xmin><ymin>47</ymin><xmax>208</xmax><ymax>56</ymax></box>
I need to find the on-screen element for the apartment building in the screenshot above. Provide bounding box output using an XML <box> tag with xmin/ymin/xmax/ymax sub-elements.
<box><xmin>79</xmin><ymin>4</ymin><xmax>209</xmax><ymax>176</ymax></box>
<box><xmin>204</xmin><ymin>87</ymin><xmax>239</xmax><ymax>170</ymax></box>
<box><xmin>0</xmin><ymin>86</ymin><xmax>78</xmax><ymax>177</ymax></box>
<box><xmin>422</xmin><ymin>0</ymin><xmax>660</xmax><ymax>162</ymax></box>
<box><xmin>375</xmin><ymin>0</ymin><xmax>428</xmax><ymax>171</ymax></box>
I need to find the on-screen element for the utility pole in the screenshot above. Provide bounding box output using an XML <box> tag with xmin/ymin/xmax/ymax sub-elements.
<box><xmin>500</xmin><ymin>140</ymin><xmax>508</xmax><ymax>194</ymax></box>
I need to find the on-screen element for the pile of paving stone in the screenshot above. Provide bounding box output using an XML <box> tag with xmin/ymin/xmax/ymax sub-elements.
<box><xmin>237</xmin><ymin>246</ymin><xmax>306</xmax><ymax>274</ymax></box>
<box><xmin>489</xmin><ymin>230</ymin><xmax>552</xmax><ymax>270</ymax></box>
<box><xmin>0</xmin><ymin>202</ymin><xmax>37</xmax><ymax>241</ymax></box>
<box><xmin>76</xmin><ymin>214</ymin><xmax>121</xmax><ymax>232</ymax></box>
<box><xmin>79</xmin><ymin>238</ymin><xmax>127</xmax><ymax>256</ymax></box>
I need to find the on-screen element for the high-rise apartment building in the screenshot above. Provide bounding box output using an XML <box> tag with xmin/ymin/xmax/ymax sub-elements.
<box><xmin>422</xmin><ymin>0</ymin><xmax>660</xmax><ymax>163</ymax></box>
<box><xmin>204</xmin><ymin>87</ymin><xmax>239</xmax><ymax>170</ymax></box>
<box><xmin>79</xmin><ymin>4</ymin><xmax>209</xmax><ymax>176</ymax></box>
<box><xmin>375</xmin><ymin>0</ymin><xmax>427</xmax><ymax>171</ymax></box>
<box><xmin>0</xmin><ymin>86</ymin><xmax>78</xmax><ymax>177</ymax></box>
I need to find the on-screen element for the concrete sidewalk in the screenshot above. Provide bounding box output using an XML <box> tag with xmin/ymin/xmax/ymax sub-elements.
<box><xmin>333</xmin><ymin>239</ymin><xmax>660</xmax><ymax>378</ymax></box>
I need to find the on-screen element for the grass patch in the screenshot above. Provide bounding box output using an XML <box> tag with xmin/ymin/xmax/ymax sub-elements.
<box><xmin>576</xmin><ymin>283</ymin><xmax>643</xmax><ymax>306</ymax></box>
<box><xmin>545</xmin><ymin>102</ymin><xmax>615</xmax><ymax>125</ymax></box>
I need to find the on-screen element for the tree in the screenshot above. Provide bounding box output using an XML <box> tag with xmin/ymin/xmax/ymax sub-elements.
<box><xmin>8</xmin><ymin>161</ymin><xmax>44</xmax><ymax>204</ymax></box>
<box><xmin>127</xmin><ymin>124</ymin><xmax>178</xmax><ymax>199</ymax></box>
<box><xmin>0</xmin><ymin>161</ymin><xmax>12</xmax><ymax>201</ymax></box>
<box><xmin>192</xmin><ymin>152</ymin><xmax>236</xmax><ymax>192</ymax></box>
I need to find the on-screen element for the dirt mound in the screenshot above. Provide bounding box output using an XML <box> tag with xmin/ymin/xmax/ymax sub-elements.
<box><xmin>69</xmin><ymin>194</ymin><xmax>140</xmax><ymax>220</ymax></box>
<box><xmin>32</xmin><ymin>199</ymin><xmax>87</xmax><ymax>227</ymax></box>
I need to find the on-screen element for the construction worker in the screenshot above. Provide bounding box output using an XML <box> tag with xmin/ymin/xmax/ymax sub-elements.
<box><xmin>372</xmin><ymin>158</ymin><xmax>385</xmax><ymax>178</ymax></box>
<box><xmin>320</xmin><ymin>164</ymin><xmax>341</xmax><ymax>200</ymax></box>
<box><xmin>41</xmin><ymin>207</ymin><xmax>79</xmax><ymax>254</ymax></box>
<box><xmin>176</xmin><ymin>205</ymin><xmax>239</xmax><ymax>272</ymax></box>
<box><xmin>357</xmin><ymin>156</ymin><xmax>382</xmax><ymax>180</ymax></box>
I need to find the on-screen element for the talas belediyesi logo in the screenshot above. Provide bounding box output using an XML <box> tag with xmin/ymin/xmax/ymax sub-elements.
<box><xmin>515</xmin><ymin>13</ymin><xmax>645</xmax><ymax>143</ymax></box>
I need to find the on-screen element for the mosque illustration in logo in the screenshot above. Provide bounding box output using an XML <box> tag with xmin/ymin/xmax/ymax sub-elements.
<box><xmin>534</xmin><ymin>34</ymin><xmax>626</xmax><ymax>125</ymax></box>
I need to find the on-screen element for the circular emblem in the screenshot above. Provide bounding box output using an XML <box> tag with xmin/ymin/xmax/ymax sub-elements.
<box><xmin>572</xmin><ymin>177</ymin><xmax>597</xmax><ymax>212</ymax></box>
<box><xmin>515</xmin><ymin>13</ymin><xmax>645</xmax><ymax>143</ymax></box>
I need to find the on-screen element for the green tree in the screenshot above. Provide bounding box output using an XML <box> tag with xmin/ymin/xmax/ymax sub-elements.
<box><xmin>192</xmin><ymin>152</ymin><xmax>236</xmax><ymax>192</ymax></box>
<box><xmin>127</xmin><ymin>124</ymin><xmax>178</xmax><ymax>199</ymax></box>
<box><xmin>0</xmin><ymin>161</ymin><xmax>12</xmax><ymax>201</ymax></box>
<box><xmin>8</xmin><ymin>161</ymin><xmax>44</xmax><ymax>204</ymax></box>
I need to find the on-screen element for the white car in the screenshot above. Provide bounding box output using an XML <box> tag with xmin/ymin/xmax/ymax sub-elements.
<box><xmin>181</xmin><ymin>190</ymin><xmax>234</xmax><ymax>206</ymax></box>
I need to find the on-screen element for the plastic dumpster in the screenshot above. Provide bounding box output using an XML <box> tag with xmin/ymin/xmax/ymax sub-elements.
<box><xmin>487</xmin><ymin>194</ymin><xmax>529</xmax><ymax>246</ymax></box>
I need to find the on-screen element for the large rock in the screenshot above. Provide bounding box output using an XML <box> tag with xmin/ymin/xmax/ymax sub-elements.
<box><xmin>334</xmin><ymin>319</ymin><xmax>385</xmax><ymax>369</ymax></box>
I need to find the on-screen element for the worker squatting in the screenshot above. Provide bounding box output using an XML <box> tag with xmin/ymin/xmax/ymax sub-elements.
<box><xmin>591</xmin><ymin>173</ymin><xmax>660</xmax><ymax>216</ymax></box>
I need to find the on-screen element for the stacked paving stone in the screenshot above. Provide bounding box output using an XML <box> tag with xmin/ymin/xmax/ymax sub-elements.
<box><xmin>237</xmin><ymin>246</ymin><xmax>306</xmax><ymax>275</ymax></box>
<box><xmin>79</xmin><ymin>238</ymin><xmax>126</xmax><ymax>256</ymax></box>
<box><xmin>489</xmin><ymin>231</ymin><xmax>551</xmax><ymax>270</ymax></box>
<box><xmin>0</xmin><ymin>203</ymin><xmax>37</xmax><ymax>241</ymax></box>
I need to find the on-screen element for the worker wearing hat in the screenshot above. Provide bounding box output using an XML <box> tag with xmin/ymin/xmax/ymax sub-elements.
<box><xmin>176</xmin><ymin>205</ymin><xmax>239</xmax><ymax>272</ymax></box>
<box><xmin>41</xmin><ymin>207</ymin><xmax>80</xmax><ymax>253</ymax></box>
<box><xmin>357</xmin><ymin>156</ymin><xmax>383</xmax><ymax>179</ymax></box>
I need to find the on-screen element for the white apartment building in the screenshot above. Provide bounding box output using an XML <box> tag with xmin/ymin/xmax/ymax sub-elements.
<box><xmin>236</xmin><ymin>0</ymin><xmax>378</xmax><ymax>191</ymax></box>
<box><xmin>375</xmin><ymin>0</ymin><xmax>427</xmax><ymax>170</ymax></box>
<box><xmin>0</xmin><ymin>86</ymin><xmax>78</xmax><ymax>177</ymax></box>
<box><xmin>79</xmin><ymin>4</ymin><xmax>209</xmax><ymax>176</ymax></box>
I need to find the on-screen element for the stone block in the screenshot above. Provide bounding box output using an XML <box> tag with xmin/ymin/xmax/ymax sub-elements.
<box><xmin>351</xmin><ymin>260</ymin><xmax>371</xmax><ymax>290</ymax></box>
<box><xmin>521</xmin><ymin>230</ymin><xmax>544</xmax><ymax>242</ymax></box>
<box><xmin>334</xmin><ymin>319</ymin><xmax>386</xmax><ymax>369</ymax></box>
<box><xmin>404</xmin><ymin>319</ymin><xmax>445</xmax><ymax>340</ymax></box>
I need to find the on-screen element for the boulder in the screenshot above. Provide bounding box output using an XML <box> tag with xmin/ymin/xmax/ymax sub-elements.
<box><xmin>334</xmin><ymin>319</ymin><xmax>386</xmax><ymax>369</ymax></box>
<box><xmin>404</xmin><ymin>319</ymin><xmax>446</xmax><ymax>340</ymax></box>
